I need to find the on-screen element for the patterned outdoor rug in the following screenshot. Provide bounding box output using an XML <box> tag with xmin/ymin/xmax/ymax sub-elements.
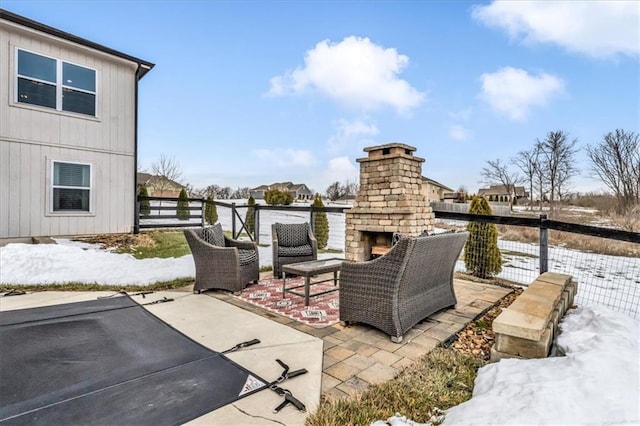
<box><xmin>233</xmin><ymin>277</ymin><xmax>339</xmax><ymax>328</ymax></box>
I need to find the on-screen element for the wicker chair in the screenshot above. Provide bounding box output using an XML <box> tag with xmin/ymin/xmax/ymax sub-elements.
<box><xmin>340</xmin><ymin>231</ymin><xmax>469</xmax><ymax>343</ymax></box>
<box><xmin>271</xmin><ymin>222</ymin><xmax>318</xmax><ymax>278</ymax></box>
<box><xmin>184</xmin><ymin>224</ymin><xmax>259</xmax><ymax>294</ymax></box>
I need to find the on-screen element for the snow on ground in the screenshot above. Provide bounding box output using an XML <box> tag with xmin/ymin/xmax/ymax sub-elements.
<box><xmin>373</xmin><ymin>304</ymin><xmax>640</xmax><ymax>426</ymax></box>
<box><xmin>0</xmin><ymin>239</ymin><xmax>194</xmax><ymax>286</ymax></box>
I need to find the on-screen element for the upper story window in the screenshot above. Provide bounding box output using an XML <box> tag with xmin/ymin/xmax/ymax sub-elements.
<box><xmin>16</xmin><ymin>49</ymin><xmax>97</xmax><ymax>117</ymax></box>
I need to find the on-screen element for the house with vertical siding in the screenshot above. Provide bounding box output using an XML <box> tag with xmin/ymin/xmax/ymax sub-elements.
<box><xmin>0</xmin><ymin>9</ymin><xmax>154</xmax><ymax>240</ymax></box>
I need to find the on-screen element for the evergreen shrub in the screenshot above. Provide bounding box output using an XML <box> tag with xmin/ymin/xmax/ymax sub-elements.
<box><xmin>245</xmin><ymin>195</ymin><xmax>256</xmax><ymax>236</ymax></box>
<box><xmin>464</xmin><ymin>196</ymin><xmax>502</xmax><ymax>278</ymax></box>
<box><xmin>265</xmin><ymin>189</ymin><xmax>293</xmax><ymax>205</ymax></box>
<box><xmin>139</xmin><ymin>185</ymin><xmax>150</xmax><ymax>216</ymax></box>
<box><xmin>177</xmin><ymin>188</ymin><xmax>189</xmax><ymax>220</ymax></box>
<box><xmin>312</xmin><ymin>195</ymin><xmax>329</xmax><ymax>249</ymax></box>
<box><xmin>205</xmin><ymin>195</ymin><xmax>218</xmax><ymax>225</ymax></box>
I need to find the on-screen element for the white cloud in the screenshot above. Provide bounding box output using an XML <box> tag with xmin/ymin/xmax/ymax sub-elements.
<box><xmin>449</xmin><ymin>125</ymin><xmax>471</xmax><ymax>141</ymax></box>
<box><xmin>322</xmin><ymin>156</ymin><xmax>358</xmax><ymax>185</ymax></box>
<box><xmin>472</xmin><ymin>1</ymin><xmax>640</xmax><ymax>58</ymax></box>
<box><xmin>327</xmin><ymin>118</ymin><xmax>379</xmax><ymax>152</ymax></box>
<box><xmin>252</xmin><ymin>148</ymin><xmax>315</xmax><ymax>168</ymax></box>
<box><xmin>267</xmin><ymin>36</ymin><xmax>425</xmax><ymax>113</ymax></box>
<box><xmin>479</xmin><ymin>67</ymin><xmax>564</xmax><ymax>120</ymax></box>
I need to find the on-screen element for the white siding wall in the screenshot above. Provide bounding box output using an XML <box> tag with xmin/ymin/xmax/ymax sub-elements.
<box><xmin>0</xmin><ymin>20</ymin><xmax>139</xmax><ymax>238</ymax></box>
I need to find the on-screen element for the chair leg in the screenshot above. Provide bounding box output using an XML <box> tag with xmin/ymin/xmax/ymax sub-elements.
<box><xmin>391</xmin><ymin>335</ymin><xmax>403</xmax><ymax>344</ymax></box>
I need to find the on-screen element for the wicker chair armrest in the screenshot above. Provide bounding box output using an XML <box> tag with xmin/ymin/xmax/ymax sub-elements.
<box><xmin>184</xmin><ymin>230</ymin><xmax>239</xmax><ymax>265</ymax></box>
<box><xmin>225</xmin><ymin>237</ymin><xmax>257</xmax><ymax>251</ymax></box>
<box><xmin>307</xmin><ymin>227</ymin><xmax>318</xmax><ymax>254</ymax></box>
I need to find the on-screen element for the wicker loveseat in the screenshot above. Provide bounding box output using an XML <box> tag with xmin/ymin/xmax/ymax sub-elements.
<box><xmin>184</xmin><ymin>224</ymin><xmax>259</xmax><ymax>294</ymax></box>
<box><xmin>339</xmin><ymin>231</ymin><xmax>469</xmax><ymax>342</ymax></box>
<box><xmin>271</xmin><ymin>222</ymin><xmax>318</xmax><ymax>278</ymax></box>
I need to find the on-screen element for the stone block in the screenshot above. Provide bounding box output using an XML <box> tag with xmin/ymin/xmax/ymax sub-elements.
<box><xmin>550</xmin><ymin>307</ymin><xmax>561</xmax><ymax>336</ymax></box>
<box><xmin>493</xmin><ymin>294</ymin><xmax>553</xmax><ymax>341</ymax></box>
<box><xmin>566</xmin><ymin>281</ymin><xmax>578</xmax><ymax>306</ymax></box>
<box><xmin>494</xmin><ymin>324</ymin><xmax>553</xmax><ymax>358</ymax></box>
<box><xmin>489</xmin><ymin>346</ymin><xmax>522</xmax><ymax>363</ymax></box>
<box><xmin>537</xmin><ymin>272</ymin><xmax>573</xmax><ymax>288</ymax></box>
<box><xmin>525</xmin><ymin>281</ymin><xmax>563</xmax><ymax>306</ymax></box>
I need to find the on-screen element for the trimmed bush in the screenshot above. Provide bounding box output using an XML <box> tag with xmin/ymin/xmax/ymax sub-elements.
<box><xmin>177</xmin><ymin>188</ymin><xmax>189</xmax><ymax>220</ymax></box>
<box><xmin>265</xmin><ymin>188</ymin><xmax>293</xmax><ymax>205</ymax></box>
<box><xmin>464</xmin><ymin>196</ymin><xmax>502</xmax><ymax>278</ymax></box>
<box><xmin>204</xmin><ymin>195</ymin><xmax>218</xmax><ymax>225</ymax></box>
<box><xmin>312</xmin><ymin>195</ymin><xmax>329</xmax><ymax>249</ymax></box>
<box><xmin>139</xmin><ymin>185</ymin><xmax>150</xmax><ymax>216</ymax></box>
<box><xmin>245</xmin><ymin>195</ymin><xmax>256</xmax><ymax>236</ymax></box>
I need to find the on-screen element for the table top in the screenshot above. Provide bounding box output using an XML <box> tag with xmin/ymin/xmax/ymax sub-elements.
<box><xmin>281</xmin><ymin>258</ymin><xmax>344</xmax><ymax>275</ymax></box>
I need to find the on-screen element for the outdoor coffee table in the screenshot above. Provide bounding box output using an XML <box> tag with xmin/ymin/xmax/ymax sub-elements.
<box><xmin>281</xmin><ymin>258</ymin><xmax>344</xmax><ymax>306</ymax></box>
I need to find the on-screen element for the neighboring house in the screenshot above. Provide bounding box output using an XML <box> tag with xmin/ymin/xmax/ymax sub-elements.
<box><xmin>137</xmin><ymin>172</ymin><xmax>184</xmax><ymax>198</ymax></box>
<box><xmin>250</xmin><ymin>182</ymin><xmax>313</xmax><ymax>201</ymax></box>
<box><xmin>0</xmin><ymin>10</ymin><xmax>154</xmax><ymax>240</ymax></box>
<box><xmin>422</xmin><ymin>177</ymin><xmax>454</xmax><ymax>203</ymax></box>
<box><xmin>478</xmin><ymin>185</ymin><xmax>529</xmax><ymax>201</ymax></box>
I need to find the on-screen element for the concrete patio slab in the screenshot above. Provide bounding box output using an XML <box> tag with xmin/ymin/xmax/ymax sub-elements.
<box><xmin>0</xmin><ymin>290</ymin><xmax>323</xmax><ymax>426</ymax></box>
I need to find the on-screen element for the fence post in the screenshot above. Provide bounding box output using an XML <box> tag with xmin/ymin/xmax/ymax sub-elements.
<box><xmin>201</xmin><ymin>199</ymin><xmax>205</xmax><ymax>228</ymax></box>
<box><xmin>309</xmin><ymin>205</ymin><xmax>315</xmax><ymax>234</ymax></box>
<box><xmin>231</xmin><ymin>203</ymin><xmax>237</xmax><ymax>238</ymax></box>
<box><xmin>254</xmin><ymin>206</ymin><xmax>260</xmax><ymax>244</ymax></box>
<box><xmin>134</xmin><ymin>196</ymin><xmax>140</xmax><ymax>234</ymax></box>
<box><xmin>539</xmin><ymin>214</ymin><xmax>549</xmax><ymax>273</ymax></box>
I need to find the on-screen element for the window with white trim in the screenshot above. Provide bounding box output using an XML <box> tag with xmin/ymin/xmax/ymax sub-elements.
<box><xmin>51</xmin><ymin>161</ymin><xmax>92</xmax><ymax>212</ymax></box>
<box><xmin>16</xmin><ymin>48</ymin><xmax>97</xmax><ymax>116</ymax></box>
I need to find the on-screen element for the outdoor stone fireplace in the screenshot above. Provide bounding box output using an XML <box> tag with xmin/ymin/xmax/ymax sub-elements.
<box><xmin>345</xmin><ymin>143</ymin><xmax>435</xmax><ymax>262</ymax></box>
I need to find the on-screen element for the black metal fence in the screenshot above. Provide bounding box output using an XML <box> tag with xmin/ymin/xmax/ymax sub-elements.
<box><xmin>136</xmin><ymin>196</ymin><xmax>640</xmax><ymax>318</ymax></box>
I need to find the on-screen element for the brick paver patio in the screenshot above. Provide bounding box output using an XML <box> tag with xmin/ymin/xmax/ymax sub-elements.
<box><xmin>211</xmin><ymin>273</ymin><xmax>513</xmax><ymax>400</ymax></box>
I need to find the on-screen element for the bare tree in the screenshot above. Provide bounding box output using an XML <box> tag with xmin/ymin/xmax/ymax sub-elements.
<box><xmin>150</xmin><ymin>154</ymin><xmax>184</xmax><ymax>197</ymax></box>
<box><xmin>481</xmin><ymin>159</ymin><xmax>521</xmax><ymax>209</ymax></box>
<box><xmin>536</xmin><ymin>131</ymin><xmax>579</xmax><ymax>214</ymax></box>
<box><xmin>587</xmin><ymin>129</ymin><xmax>640</xmax><ymax>213</ymax></box>
<box><xmin>512</xmin><ymin>148</ymin><xmax>539</xmax><ymax>210</ymax></box>
<box><xmin>325</xmin><ymin>182</ymin><xmax>342</xmax><ymax>201</ymax></box>
<box><xmin>325</xmin><ymin>180</ymin><xmax>358</xmax><ymax>201</ymax></box>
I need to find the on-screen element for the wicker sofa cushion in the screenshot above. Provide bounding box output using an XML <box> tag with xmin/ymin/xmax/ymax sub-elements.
<box><xmin>238</xmin><ymin>249</ymin><xmax>258</xmax><ymax>266</ymax></box>
<box><xmin>202</xmin><ymin>224</ymin><xmax>225</xmax><ymax>247</ymax></box>
<box><xmin>275</xmin><ymin>223</ymin><xmax>309</xmax><ymax>247</ymax></box>
<box><xmin>278</xmin><ymin>244</ymin><xmax>314</xmax><ymax>257</ymax></box>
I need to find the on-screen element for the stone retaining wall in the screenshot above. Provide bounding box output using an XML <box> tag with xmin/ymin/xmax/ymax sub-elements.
<box><xmin>491</xmin><ymin>272</ymin><xmax>578</xmax><ymax>361</ymax></box>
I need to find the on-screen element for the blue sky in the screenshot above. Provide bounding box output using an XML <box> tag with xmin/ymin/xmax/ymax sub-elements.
<box><xmin>4</xmin><ymin>1</ymin><xmax>639</xmax><ymax>195</ymax></box>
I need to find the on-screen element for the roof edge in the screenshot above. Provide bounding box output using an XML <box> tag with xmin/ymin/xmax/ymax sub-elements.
<box><xmin>0</xmin><ymin>8</ymin><xmax>155</xmax><ymax>79</ymax></box>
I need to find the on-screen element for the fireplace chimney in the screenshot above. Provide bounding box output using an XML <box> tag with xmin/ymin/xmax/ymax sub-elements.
<box><xmin>345</xmin><ymin>143</ymin><xmax>435</xmax><ymax>262</ymax></box>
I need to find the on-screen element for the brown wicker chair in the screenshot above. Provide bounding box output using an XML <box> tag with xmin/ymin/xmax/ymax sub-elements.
<box><xmin>184</xmin><ymin>224</ymin><xmax>259</xmax><ymax>294</ymax></box>
<box><xmin>339</xmin><ymin>231</ymin><xmax>469</xmax><ymax>342</ymax></box>
<box><xmin>271</xmin><ymin>222</ymin><xmax>318</xmax><ymax>278</ymax></box>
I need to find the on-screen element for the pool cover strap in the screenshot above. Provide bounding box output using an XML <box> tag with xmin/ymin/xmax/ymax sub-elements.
<box><xmin>0</xmin><ymin>295</ymin><xmax>268</xmax><ymax>426</ymax></box>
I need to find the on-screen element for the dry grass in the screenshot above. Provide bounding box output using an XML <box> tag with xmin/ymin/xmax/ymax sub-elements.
<box><xmin>497</xmin><ymin>225</ymin><xmax>640</xmax><ymax>258</ymax></box>
<box><xmin>305</xmin><ymin>348</ymin><xmax>483</xmax><ymax>426</ymax></box>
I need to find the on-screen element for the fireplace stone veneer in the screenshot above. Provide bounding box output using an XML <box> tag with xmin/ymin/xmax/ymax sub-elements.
<box><xmin>345</xmin><ymin>143</ymin><xmax>435</xmax><ymax>262</ymax></box>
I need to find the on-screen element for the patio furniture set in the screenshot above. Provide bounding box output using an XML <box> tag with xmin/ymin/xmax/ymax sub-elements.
<box><xmin>184</xmin><ymin>223</ymin><xmax>468</xmax><ymax>343</ymax></box>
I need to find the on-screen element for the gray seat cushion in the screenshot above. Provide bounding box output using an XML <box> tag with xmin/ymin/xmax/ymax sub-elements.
<box><xmin>278</xmin><ymin>244</ymin><xmax>314</xmax><ymax>257</ymax></box>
